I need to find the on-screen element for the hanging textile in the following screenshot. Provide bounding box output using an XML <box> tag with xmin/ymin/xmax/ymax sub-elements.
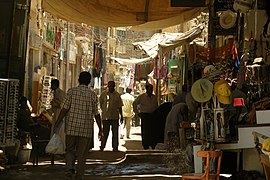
<box><xmin>231</xmin><ymin>40</ymin><xmax>240</xmax><ymax>72</ymax></box>
<box><xmin>189</xmin><ymin>41</ymin><xmax>234</xmax><ymax>63</ymax></box>
<box><xmin>93</xmin><ymin>43</ymin><xmax>104</xmax><ymax>77</ymax></box>
<box><xmin>153</xmin><ymin>53</ymin><xmax>169</xmax><ymax>79</ymax></box>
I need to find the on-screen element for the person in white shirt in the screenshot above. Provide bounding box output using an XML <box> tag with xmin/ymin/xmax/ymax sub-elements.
<box><xmin>120</xmin><ymin>88</ymin><xmax>135</xmax><ymax>139</ymax></box>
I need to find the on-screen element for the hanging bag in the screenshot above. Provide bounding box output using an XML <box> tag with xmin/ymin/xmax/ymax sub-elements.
<box><xmin>45</xmin><ymin>133</ymin><xmax>65</xmax><ymax>154</ymax></box>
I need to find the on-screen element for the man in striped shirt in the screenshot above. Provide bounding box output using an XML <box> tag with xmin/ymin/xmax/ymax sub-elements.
<box><xmin>54</xmin><ymin>71</ymin><xmax>102</xmax><ymax>180</ymax></box>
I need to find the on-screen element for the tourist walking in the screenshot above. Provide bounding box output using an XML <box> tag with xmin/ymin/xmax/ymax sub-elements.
<box><xmin>54</xmin><ymin>71</ymin><xmax>103</xmax><ymax>180</ymax></box>
<box><xmin>99</xmin><ymin>81</ymin><xmax>123</xmax><ymax>151</ymax></box>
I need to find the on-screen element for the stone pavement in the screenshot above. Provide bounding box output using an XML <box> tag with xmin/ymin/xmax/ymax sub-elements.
<box><xmin>1</xmin><ymin>125</ymin><xmax>182</xmax><ymax>180</ymax></box>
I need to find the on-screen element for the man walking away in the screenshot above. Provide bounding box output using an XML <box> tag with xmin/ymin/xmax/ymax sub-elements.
<box><xmin>120</xmin><ymin>88</ymin><xmax>135</xmax><ymax>139</ymax></box>
<box><xmin>99</xmin><ymin>81</ymin><xmax>123</xmax><ymax>151</ymax></box>
<box><xmin>54</xmin><ymin>71</ymin><xmax>102</xmax><ymax>180</ymax></box>
<box><xmin>133</xmin><ymin>84</ymin><xmax>158</xmax><ymax>150</ymax></box>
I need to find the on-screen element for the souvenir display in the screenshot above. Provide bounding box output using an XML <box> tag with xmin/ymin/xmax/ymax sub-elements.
<box><xmin>0</xmin><ymin>78</ymin><xmax>19</xmax><ymax>147</ymax></box>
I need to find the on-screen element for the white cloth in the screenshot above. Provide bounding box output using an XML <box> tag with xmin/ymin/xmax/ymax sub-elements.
<box><xmin>121</xmin><ymin>93</ymin><xmax>135</xmax><ymax>118</ymax></box>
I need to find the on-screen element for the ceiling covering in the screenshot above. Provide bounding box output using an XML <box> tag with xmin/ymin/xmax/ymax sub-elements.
<box><xmin>133</xmin><ymin>26</ymin><xmax>202</xmax><ymax>58</ymax></box>
<box><xmin>42</xmin><ymin>0</ymin><xmax>208</xmax><ymax>30</ymax></box>
<box><xmin>111</xmin><ymin>26</ymin><xmax>202</xmax><ymax>64</ymax></box>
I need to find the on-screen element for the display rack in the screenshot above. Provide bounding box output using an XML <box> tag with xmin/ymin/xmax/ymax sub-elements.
<box><xmin>40</xmin><ymin>76</ymin><xmax>55</xmax><ymax>110</ymax></box>
<box><xmin>0</xmin><ymin>78</ymin><xmax>19</xmax><ymax>147</ymax></box>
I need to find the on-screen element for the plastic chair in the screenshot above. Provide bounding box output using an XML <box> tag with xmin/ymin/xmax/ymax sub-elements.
<box><xmin>182</xmin><ymin>150</ymin><xmax>222</xmax><ymax>180</ymax></box>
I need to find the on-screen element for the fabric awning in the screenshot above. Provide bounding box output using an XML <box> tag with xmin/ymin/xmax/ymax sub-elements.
<box><xmin>133</xmin><ymin>26</ymin><xmax>202</xmax><ymax>58</ymax></box>
<box><xmin>42</xmin><ymin>0</ymin><xmax>208</xmax><ymax>31</ymax></box>
<box><xmin>110</xmin><ymin>57</ymin><xmax>152</xmax><ymax>65</ymax></box>
<box><xmin>110</xmin><ymin>26</ymin><xmax>202</xmax><ymax>64</ymax></box>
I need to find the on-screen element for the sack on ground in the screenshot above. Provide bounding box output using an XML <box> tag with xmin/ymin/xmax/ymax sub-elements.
<box><xmin>45</xmin><ymin>133</ymin><xmax>65</xmax><ymax>154</ymax></box>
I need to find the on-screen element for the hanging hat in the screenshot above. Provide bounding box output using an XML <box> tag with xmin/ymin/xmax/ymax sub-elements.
<box><xmin>214</xmin><ymin>79</ymin><xmax>232</xmax><ymax>104</ymax></box>
<box><xmin>191</xmin><ymin>79</ymin><xmax>213</xmax><ymax>103</ymax></box>
<box><xmin>203</xmin><ymin>65</ymin><xmax>224</xmax><ymax>80</ymax></box>
<box><xmin>233</xmin><ymin>0</ymin><xmax>252</xmax><ymax>13</ymax></box>
<box><xmin>203</xmin><ymin>65</ymin><xmax>216</xmax><ymax>76</ymax></box>
<box><xmin>234</xmin><ymin>98</ymin><xmax>245</xmax><ymax>107</ymax></box>
<box><xmin>219</xmin><ymin>10</ymin><xmax>237</xmax><ymax>29</ymax></box>
<box><xmin>253</xmin><ymin>57</ymin><xmax>264</xmax><ymax>64</ymax></box>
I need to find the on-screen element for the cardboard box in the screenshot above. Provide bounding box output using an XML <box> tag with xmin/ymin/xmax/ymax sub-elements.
<box><xmin>256</xmin><ymin>110</ymin><xmax>270</xmax><ymax>124</ymax></box>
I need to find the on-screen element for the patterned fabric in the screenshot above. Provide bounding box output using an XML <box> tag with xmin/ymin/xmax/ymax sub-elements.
<box><xmin>99</xmin><ymin>90</ymin><xmax>123</xmax><ymax>120</ymax></box>
<box><xmin>63</xmin><ymin>85</ymin><xmax>99</xmax><ymax>138</ymax></box>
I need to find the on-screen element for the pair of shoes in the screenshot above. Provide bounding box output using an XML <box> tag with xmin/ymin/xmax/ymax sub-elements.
<box><xmin>120</xmin><ymin>135</ymin><xmax>124</xmax><ymax>139</ymax></box>
<box><xmin>99</xmin><ymin>146</ymin><xmax>104</xmax><ymax>151</ymax></box>
<box><xmin>113</xmin><ymin>149</ymin><xmax>119</xmax><ymax>152</ymax></box>
<box><xmin>126</xmin><ymin>136</ymin><xmax>130</xmax><ymax>139</ymax></box>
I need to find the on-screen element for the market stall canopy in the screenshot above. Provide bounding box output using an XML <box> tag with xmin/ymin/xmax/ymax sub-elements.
<box><xmin>133</xmin><ymin>26</ymin><xmax>202</xmax><ymax>58</ymax></box>
<box><xmin>111</xmin><ymin>57</ymin><xmax>152</xmax><ymax>65</ymax></box>
<box><xmin>42</xmin><ymin>0</ymin><xmax>208</xmax><ymax>31</ymax></box>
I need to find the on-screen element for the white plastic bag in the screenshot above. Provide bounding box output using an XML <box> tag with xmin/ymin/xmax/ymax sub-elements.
<box><xmin>45</xmin><ymin>133</ymin><xmax>65</xmax><ymax>154</ymax></box>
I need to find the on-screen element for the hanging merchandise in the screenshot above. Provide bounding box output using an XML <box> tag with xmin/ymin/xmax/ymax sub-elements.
<box><xmin>153</xmin><ymin>54</ymin><xmax>169</xmax><ymax>79</ymax></box>
<box><xmin>219</xmin><ymin>10</ymin><xmax>237</xmax><ymax>30</ymax></box>
<box><xmin>0</xmin><ymin>79</ymin><xmax>19</xmax><ymax>147</ymax></box>
<box><xmin>189</xmin><ymin>41</ymin><xmax>234</xmax><ymax>63</ymax></box>
<box><xmin>233</xmin><ymin>0</ymin><xmax>252</xmax><ymax>13</ymax></box>
<box><xmin>191</xmin><ymin>79</ymin><xmax>213</xmax><ymax>103</ymax></box>
<box><xmin>167</xmin><ymin>57</ymin><xmax>183</xmax><ymax>93</ymax></box>
<box><xmin>93</xmin><ymin>43</ymin><xmax>105</xmax><ymax>77</ymax></box>
<box><xmin>203</xmin><ymin>106</ymin><xmax>214</xmax><ymax>141</ymax></box>
<box><xmin>214</xmin><ymin>79</ymin><xmax>232</xmax><ymax>105</ymax></box>
<box><xmin>213</xmin><ymin>94</ymin><xmax>226</xmax><ymax>142</ymax></box>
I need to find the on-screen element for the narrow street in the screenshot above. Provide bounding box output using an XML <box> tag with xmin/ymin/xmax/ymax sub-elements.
<box><xmin>0</xmin><ymin>125</ymin><xmax>184</xmax><ymax>179</ymax></box>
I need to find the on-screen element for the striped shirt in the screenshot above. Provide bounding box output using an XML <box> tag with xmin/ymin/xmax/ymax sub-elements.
<box><xmin>63</xmin><ymin>85</ymin><xmax>99</xmax><ymax>138</ymax></box>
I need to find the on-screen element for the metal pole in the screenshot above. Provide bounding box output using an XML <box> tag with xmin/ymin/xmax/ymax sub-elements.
<box><xmin>208</xmin><ymin>0</ymin><xmax>216</xmax><ymax>50</ymax></box>
<box><xmin>66</xmin><ymin>22</ymin><xmax>70</xmax><ymax>91</ymax></box>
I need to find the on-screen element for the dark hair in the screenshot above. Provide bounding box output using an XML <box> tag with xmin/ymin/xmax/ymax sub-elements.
<box><xmin>51</xmin><ymin>79</ymin><xmax>60</xmax><ymax>87</ymax></box>
<box><xmin>126</xmin><ymin>88</ymin><xmax>132</xmax><ymax>93</ymax></box>
<box><xmin>79</xmin><ymin>71</ymin><xmax>91</xmax><ymax>85</ymax></box>
<box><xmin>108</xmin><ymin>81</ymin><xmax>115</xmax><ymax>86</ymax></box>
<box><xmin>145</xmin><ymin>84</ymin><xmax>153</xmax><ymax>89</ymax></box>
<box><xmin>19</xmin><ymin>96</ymin><xmax>28</xmax><ymax>104</ymax></box>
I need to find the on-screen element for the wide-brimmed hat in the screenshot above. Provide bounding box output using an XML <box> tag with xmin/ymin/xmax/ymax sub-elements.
<box><xmin>191</xmin><ymin>79</ymin><xmax>213</xmax><ymax>103</ymax></box>
<box><xmin>203</xmin><ymin>65</ymin><xmax>224</xmax><ymax>80</ymax></box>
<box><xmin>214</xmin><ymin>79</ymin><xmax>232</xmax><ymax>104</ymax></box>
<box><xmin>233</xmin><ymin>0</ymin><xmax>252</xmax><ymax>13</ymax></box>
<box><xmin>219</xmin><ymin>10</ymin><xmax>237</xmax><ymax>29</ymax></box>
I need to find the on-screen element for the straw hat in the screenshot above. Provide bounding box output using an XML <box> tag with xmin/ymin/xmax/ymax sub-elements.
<box><xmin>191</xmin><ymin>79</ymin><xmax>213</xmax><ymax>103</ymax></box>
<box><xmin>203</xmin><ymin>65</ymin><xmax>224</xmax><ymax>80</ymax></box>
<box><xmin>219</xmin><ymin>10</ymin><xmax>237</xmax><ymax>29</ymax></box>
<box><xmin>214</xmin><ymin>79</ymin><xmax>232</xmax><ymax>104</ymax></box>
<box><xmin>233</xmin><ymin>0</ymin><xmax>252</xmax><ymax>13</ymax></box>
<box><xmin>203</xmin><ymin>65</ymin><xmax>216</xmax><ymax>76</ymax></box>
